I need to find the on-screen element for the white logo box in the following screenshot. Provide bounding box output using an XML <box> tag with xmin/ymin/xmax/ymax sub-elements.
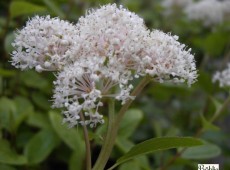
<box><xmin>198</xmin><ymin>164</ymin><xmax>219</xmax><ymax>170</ymax></box>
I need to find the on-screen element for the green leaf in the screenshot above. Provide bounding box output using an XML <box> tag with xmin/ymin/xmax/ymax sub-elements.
<box><xmin>165</xmin><ymin>126</ymin><xmax>180</xmax><ymax>136</ymax></box>
<box><xmin>24</xmin><ymin>129</ymin><xmax>60</xmax><ymax>164</ymax></box>
<box><xmin>0</xmin><ymin>97</ymin><xmax>16</xmax><ymax>131</ymax></box>
<box><xmin>196</xmin><ymin>71</ymin><xmax>213</xmax><ymax>93</ymax></box>
<box><xmin>49</xmin><ymin>111</ymin><xmax>85</xmax><ymax>151</ymax></box>
<box><xmin>0</xmin><ymin>139</ymin><xmax>27</xmax><ymax>165</ymax></box>
<box><xmin>31</xmin><ymin>92</ymin><xmax>51</xmax><ymax>110</ymax></box>
<box><xmin>118</xmin><ymin>157</ymin><xmax>151</xmax><ymax>170</ymax></box>
<box><xmin>10</xmin><ymin>1</ymin><xmax>46</xmax><ymax>18</ymax></box>
<box><xmin>13</xmin><ymin>96</ymin><xmax>34</xmax><ymax>131</ymax></box>
<box><xmin>147</xmin><ymin>83</ymin><xmax>191</xmax><ymax>101</ymax></box>
<box><xmin>181</xmin><ymin>143</ymin><xmax>221</xmax><ymax>159</ymax></box>
<box><xmin>118</xmin><ymin>160</ymin><xmax>142</xmax><ymax>170</ymax></box>
<box><xmin>26</xmin><ymin>112</ymin><xmax>52</xmax><ymax>129</ymax></box>
<box><xmin>116</xmin><ymin>138</ymin><xmax>134</xmax><ymax>153</ymax></box>
<box><xmin>203</xmin><ymin>32</ymin><xmax>229</xmax><ymax>56</ymax></box>
<box><xmin>192</xmin><ymin>32</ymin><xmax>229</xmax><ymax>56</ymax></box>
<box><xmin>123</xmin><ymin>0</ymin><xmax>142</xmax><ymax>12</ymax></box>
<box><xmin>4</xmin><ymin>32</ymin><xmax>15</xmax><ymax>53</ymax></box>
<box><xmin>20</xmin><ymin>71</ymin><xmax>49</xmax><ymax>90</ymax></box>
<box><xmin>118</xmin><ymin>109</ymin><xmax>143</xmax><ymax>138</ymax></box>
<box><xmin>116</xmin><ymin>138</ymin><xmax>151</xmax><ymax>170</ymax></box>
<box><xmin>42</xmin><ymin>0</ymin><xmax>65</xmax><ymax>18</ymax></box>
<box><xmin>0</xmin><ymin>96</ymin><xmax>33</xmax><ymax>132</ymax></box>
<box><xmin>0</xmin><ymin>68</ymin><xmax>16</xmax><ymax>77</ymax></box>
<box><xmin>68</xmin><ymin>150</ymin><xmax>85</xmax><ymax>170</ymax></box>
<box><xmin>110</xmin><ymin>137</ymin><xmax>203</xmax><ymax>169</ymax></box>
<box><xmin>0</xmin><ymin>164</ymin><xmax>16</xmax><ymax>170</ymax></box>
<box><xmin>15</xmin><ymin>130</ymin><xmax>34</xmax><ymax>149</ymax></box>
<box><xmin>200</xmin><ymin>114</ymin><xmax>220</xmax><ymax>131</ymax></box>
<box><xmin>152</xmin><ymin>120</ymin><xmax>163</xmax><ymax>137</ymax></box>
<box><xmin>210</xmin><ymin>97</ymin><xmax>222</xmax><ymax>111</ymax></box>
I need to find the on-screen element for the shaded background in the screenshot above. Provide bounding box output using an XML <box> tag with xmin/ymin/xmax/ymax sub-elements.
<box><xmin>0</xmin><ymin>0</ymin><xmax>230</xmax><ymax>170</ymax></box>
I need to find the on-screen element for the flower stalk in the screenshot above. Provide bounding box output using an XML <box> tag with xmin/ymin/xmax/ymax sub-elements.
<box><xmin>93</xmin><ymin>76</ymin><xmax>151</xmax><ymax>170</ymax></box>
<box><xmin>92</xmin><ymin>98</ymin><xmax>116</xmax><ymax>170</ymax></box>
<box><xmin>210</xmin><ymin>94</ymin><xmax>230</xmax><ymax>123</ymax></box>
<box><xmin>80</xmin><ymin>112</ymin><xmax>92</xmax><ymax>170</ymax></box>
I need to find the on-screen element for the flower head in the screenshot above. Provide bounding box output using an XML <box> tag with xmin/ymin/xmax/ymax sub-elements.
<box><xmin>73</xmin><ymin>4</ymin><xmax>149</xmax><ymax>75</ymax></box>
<box><xmin>52</xmin><ymin>4</ymin><xmax>197</xmax><ymax>127</ymax></box>
<box><xmin>213</xmin><ymin>63</ymin><xmax>230</xmax><ymax>87</ymax></box>
<box><xmin>52</xmin><ymin>57</ymin><xmax>134</xmax><ymax>127</ymax></box>
<box><xmin>11</xmin><ymin>4</ymin><xmax>198</xmax><ymax>128</ymax></box>
<box><xmin>185</xmin><ymin>0</ymin><xmax>224</xmax><ymax>26</ymax></box>
<box><xmin>143</xmin><ymin>30</ymin><xmax>197</xmax><ymax>86</ymax></box>
<box><xmin>11</xmin><ymin>15</ymin><xmax>78</xmax><ymax>72</ymax></box>
<box><xmin>52</xmin><ymin>4</ymin><xmax>150</xmax><ymax>127</ymax></box>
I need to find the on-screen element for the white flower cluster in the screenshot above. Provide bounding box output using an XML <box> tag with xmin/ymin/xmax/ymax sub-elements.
<box><xmin>53</xmin><ymin>62</ymin><xmax>104</xmax><ymax>127</ymax></box>
<box><xmin>161</xmin><ymin>0</ymin><xmax>230</xmax><ymax>26</ymax></box>
<box><xmin>161</xmin><ymin>0</ymin><xmax>193</xmax><ymax>15</ymax></box>
<box><xmin>11</xmin><ymin>16</ymin><xmax>78</xmax><ymax>72</ymax></box>
<box><xmin>213</xmin><ymin>63</ymin><xmax>230</xmax><ymax>87</ymax></box>
<box><xmin>184</xmin><ymin>0</ymin><xmax>230</xmax><ymax>26</ymax></box>
<box><xmin>11</xmin><ymin>4</ymin><xmax>197</xmax><ymax>127</ymax></box>
<box><xmin>144</xmin><ymin>30</ymin><xmax>197</xmax><ymax>85</ymax></box>
<box><xmin>222</xmin><ymin>0</ymin><xmax>230</xmax><ymax>16</ymax></box>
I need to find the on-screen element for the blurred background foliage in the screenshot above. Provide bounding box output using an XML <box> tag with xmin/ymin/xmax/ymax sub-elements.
<box><xmin>0</xmin><ymin>0</ymin><xmax>230</xmax><ymax>170</ymax></box>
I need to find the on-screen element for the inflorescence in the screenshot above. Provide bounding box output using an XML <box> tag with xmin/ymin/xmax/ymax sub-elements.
<box><xmin>11</xmin><ymin>4</ymin><xmax>198</xmax><ymax>128</ymax></box>
<box><xmin>213</xmin><ymin>63</ymin><xmax>230</xmax><ymax>88</ymax></box>
<box><xmin>162</xmin><ymin>0</ymin><xmax>230</xmax><ymax>27</ymax></box>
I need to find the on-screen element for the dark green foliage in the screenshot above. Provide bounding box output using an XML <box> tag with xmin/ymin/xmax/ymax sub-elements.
<box><xmin>0</xmin><ymin>0</ymin><xmax>230</xmax><ymax>170</ymax></box>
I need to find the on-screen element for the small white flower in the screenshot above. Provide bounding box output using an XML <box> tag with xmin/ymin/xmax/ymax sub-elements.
<box><xmin>213</xmin><ymin>63</ymin><xmax>230</xmax><ymax>87</ymax></box>
<box><xmin>11</xmin><ymin>15</ymin><xmax>78</xmax><ymax>71</ymax></box>
<box><xmin>185</xmin><ymin>0</ymin><xmax>224</xmax><ymax>26</ymax></box>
